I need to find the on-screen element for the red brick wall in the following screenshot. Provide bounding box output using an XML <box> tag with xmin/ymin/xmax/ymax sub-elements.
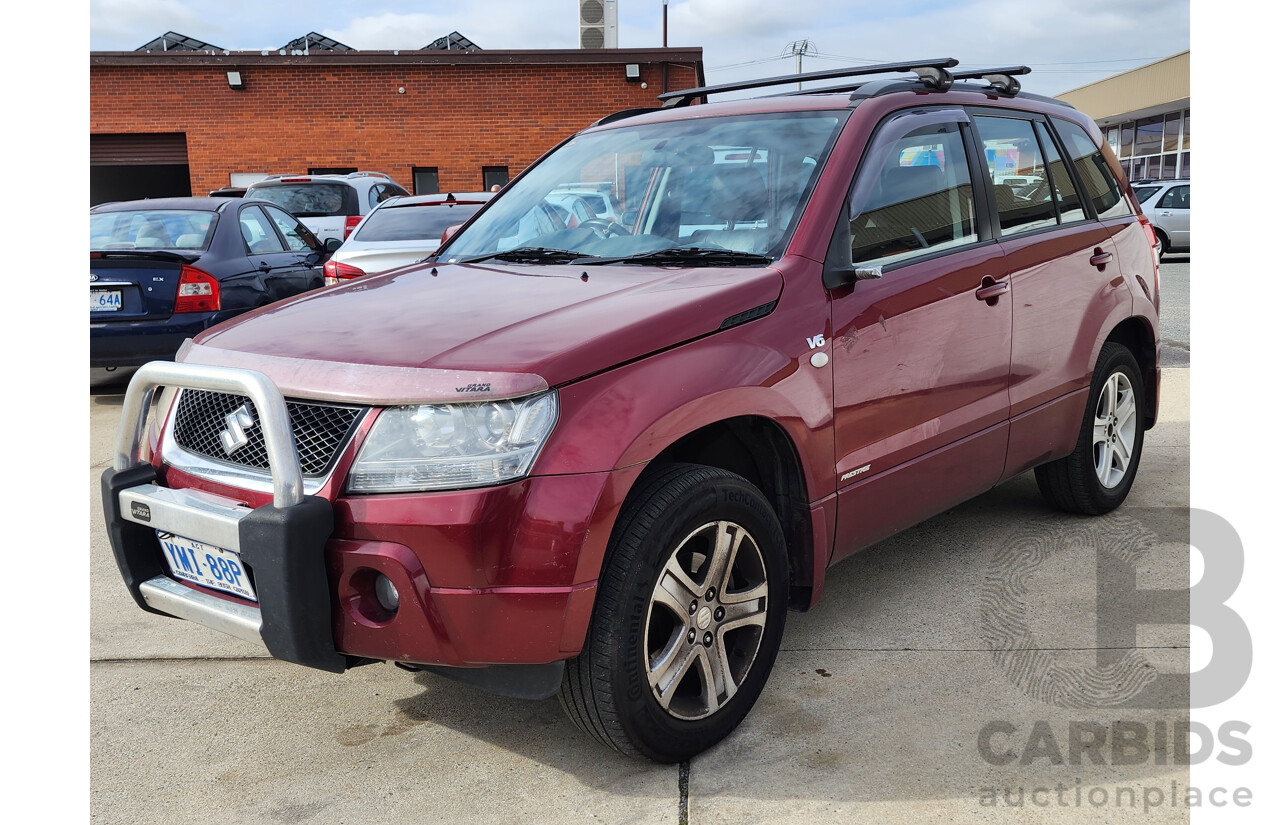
<box><xmin>90</xmin><ymin>60</ymin><xmax>701</xmax><ymax>195</ymax></box>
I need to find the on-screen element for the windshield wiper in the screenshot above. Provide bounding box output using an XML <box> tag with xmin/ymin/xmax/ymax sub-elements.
<box><xmin>577</xmin><ymin>247</ymin><xmax>773</xmax><ymax>267</ymax></box>
<box><xmin>455</xmin><ymin>247</ymin><xmax>582</xmax><ymax>265</ymax></box>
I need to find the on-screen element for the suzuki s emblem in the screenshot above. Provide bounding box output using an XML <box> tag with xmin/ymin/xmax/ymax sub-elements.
<box><xmin>219</xmin><ymin>404</ymin><xmax>257</xmax><ymax>455</ymax></box>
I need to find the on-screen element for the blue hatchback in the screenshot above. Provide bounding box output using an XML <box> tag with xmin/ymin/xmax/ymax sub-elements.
<box><xmin>90</xmin><ymin>197</ymin><xmax>334</xmax><ymax>368</ymax></box>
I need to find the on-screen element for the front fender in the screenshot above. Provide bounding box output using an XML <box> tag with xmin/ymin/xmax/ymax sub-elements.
<box><xmin>535</xmin><ymin>297</ymin><xmax>835</xmax><ymax>502</ymax></box>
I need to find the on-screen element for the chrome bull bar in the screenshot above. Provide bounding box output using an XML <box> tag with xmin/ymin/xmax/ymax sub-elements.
<box><xmin>114</xmin><ymin>361</ymin><xmax>304</xmax><ymax>509</ymax></box>
<box><xmin>106</xmin><ymin>361</ymin><xmax>343</xmax><ymax>671</ymax></box>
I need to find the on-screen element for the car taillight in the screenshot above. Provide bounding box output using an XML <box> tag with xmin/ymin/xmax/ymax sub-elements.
<box><xmin>344</xmin><ymin>216</ymin><xmax>363</xmax><ymax>239</ymax></box>
<box><xmin>173</xmin><ymin>265</ymin><xmax>220</xmax><ymax>313</ymax></box>
<box><xmin>1137</xmin><ymin>214</ymin><xmax>1160</xmax><ymax>313</ymax></box>
<box><xmin>324</xmin><ymin>259</ymin><xmax>366</xmax><ymax>286</ymax></box>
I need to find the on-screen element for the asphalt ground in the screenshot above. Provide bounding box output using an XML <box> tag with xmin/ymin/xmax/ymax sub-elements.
<box><xmin>90</xmin><ymin>361</ymin><xmax>1191</xmax><ymax>823</ymax></box>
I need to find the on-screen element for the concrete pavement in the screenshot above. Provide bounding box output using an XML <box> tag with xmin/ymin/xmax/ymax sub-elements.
<box><xmin>90</xmin><ymin>368</ymin><xmax>1190</xmax><ymax>824</ymax></box>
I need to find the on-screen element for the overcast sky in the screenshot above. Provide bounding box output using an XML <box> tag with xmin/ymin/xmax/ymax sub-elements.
<box><xmin>88</xmin><ymin>0</ymin><xmax>1189</xmax><ymax>97</ymax></box>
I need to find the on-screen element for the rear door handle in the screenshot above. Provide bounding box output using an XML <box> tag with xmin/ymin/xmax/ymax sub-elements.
<box><xmin>975</xmin><ymin>277</ymin><xmax>1009</xmax><ymax>304</ymax></box>
<box><xmin>1089</xmin><ymin>248</ymin><xmax>1113</xmax><ymax>269</ymax></box>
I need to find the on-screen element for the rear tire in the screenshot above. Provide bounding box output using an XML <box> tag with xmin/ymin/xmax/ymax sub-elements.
<box><xmin>559</xmin><ymin>463</ymin><xmax>788</xmax><ymax>762</ymax></box>
<box><xmin>1035</xmin><ymin>342</ymin><xmax>1145</xmax><ymax>515</ymax></box>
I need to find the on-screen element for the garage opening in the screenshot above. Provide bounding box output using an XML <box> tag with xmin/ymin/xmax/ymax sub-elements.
<box><xmin>91</xmin><ymin>133</ymin><xmax>191</xmax><ymax>205</ymax></box>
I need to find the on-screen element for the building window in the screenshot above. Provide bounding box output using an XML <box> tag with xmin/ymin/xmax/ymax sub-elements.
<box><xmin>1134</xmin><ymin>116</ymin><xmax>1163</xmax><ymax>157</ymax></box>
<box><xmin>483</xmin><ymin>166</ymin><xmax>510</xmax><ymax>191</ymax></box>
<box><xmin>308</xmin><ymin>167</ymin><xmax>356</xmax><ymax>175</ymax></box>
<box><xmin>1182</xmin><ymin>110</ymin><xmax>1190</xmax><ymax>150</ymax></box>
<box><xmin>1163</xmin><ymin>113</ymin><xmax>1182</xmax><ymax>153</ymax></box>
<box><xmin>414</xmin><ymin>167</ymin><xmax>439</xmax><ymax>195</ymax></box>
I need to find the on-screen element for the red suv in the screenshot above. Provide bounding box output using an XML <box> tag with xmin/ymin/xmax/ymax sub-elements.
<box><xmin>103</xmin><ymin>60</ymin><xmax>1160</xmax><ymax>763</ymax></box>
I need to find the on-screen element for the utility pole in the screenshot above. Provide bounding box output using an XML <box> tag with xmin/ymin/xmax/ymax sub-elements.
<box><xmin>785</xmin><ymin>40</ymin><xmax>814</xmax><ymax>89</ymax></box>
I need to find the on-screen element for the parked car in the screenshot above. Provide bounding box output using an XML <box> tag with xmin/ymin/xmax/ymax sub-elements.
<box><xmin>102</xmin><ymin>59</ymin><xmax>1160</xmax><ymax>763</ymax></box>
<box><xmin>244</xmin><ymin>172</ymin><xmax>410</xmax><ymax>246</ymax></box>
<box><xmin>90</xmin><ymin>197</ymin><xmax>333</xmax><ymax>369</ymax></box>
<box><xmin>1131</xmin><ymin>179</ymin><xmax>1189</xmax><ymax>258</ymax></box>
<box><xmin>323</xmin><ymin>192</ymin><xmax>493</xmax><ymax>283</ymax></box>
<box><xmin>544</xmin><ymin>183</ymin><xmax>626</xmax><ymax>226</ymax></box>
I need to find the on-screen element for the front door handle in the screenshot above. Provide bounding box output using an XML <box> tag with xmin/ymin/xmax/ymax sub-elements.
<box><xmin>1089</xmin><ymin>248</ymin><xmax>1113</xmax><ymax>269</ymax></box>
<box><xmin>975</xmin><ymin>276</ymin><xmax>1009</xmax><ymax>305</ymax></box>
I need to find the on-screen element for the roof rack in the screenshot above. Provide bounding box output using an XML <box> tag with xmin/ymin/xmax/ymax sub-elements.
<box><xmin>949</xmin><ymin>65</ymin><xmax>1031</xmax><ymax>95</ymax></box>
<box><xmin>657</xmin><ymin>58</ymin><xmax>959</xmax><ymax>107</ymax></box>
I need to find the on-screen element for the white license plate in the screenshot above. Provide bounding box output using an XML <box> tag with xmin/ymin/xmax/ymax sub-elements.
<box><xmin>91</xmin><ymin>289</ymin><xmax>122</xmax><ymax>312</ymax></box>
<box><xmin>156</xmin><ymin>531</ymin><xmax>258</xmax><ymax>602</ymax></box>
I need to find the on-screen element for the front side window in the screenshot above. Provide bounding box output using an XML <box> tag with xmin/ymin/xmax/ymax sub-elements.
<box><xmin>442</xmin><ymin>112</ymin><xmax>845</xmax><ymax>265</ymax></box>
<box><xmin>847</xmin><ymin>117</ymin><xmax>977</xmax><ymax>266</ymax></box>
<box><xmin>1052</xmin><ymin>118</ymin><xmax>1132</xmax><ymax>220</ymax></box>
<box><xmin>973</xmin><ymin>116</ymin><xmax>1056</xmax><ymax>237</ymax></box>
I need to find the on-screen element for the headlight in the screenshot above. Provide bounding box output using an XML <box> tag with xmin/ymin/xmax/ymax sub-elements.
<box><xmin>347</xmin><ymin>392</ymin><xmax>558</xmax><ymax>493</ymax></box>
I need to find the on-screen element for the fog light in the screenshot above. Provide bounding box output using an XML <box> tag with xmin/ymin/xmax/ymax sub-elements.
<box><xmin>374</xmin><ymin>574</ymin><xmax>400</xmax><ymax>613</ymax></box>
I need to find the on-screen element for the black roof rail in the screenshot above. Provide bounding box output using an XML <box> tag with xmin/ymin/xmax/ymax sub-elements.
<box><xmin>949</xmin><ymin>65</ymin><xmax>1031</xmax><ymax>95</ymax></box>
<box><xmin>590</xmin><ymin>107</ymin><xmax>665</xmax><ymax>127</ymax></box>
<box><xmin>657</xmin><ymin>58</ymin><xmax>959</xmax><ymax>107</ymax></box>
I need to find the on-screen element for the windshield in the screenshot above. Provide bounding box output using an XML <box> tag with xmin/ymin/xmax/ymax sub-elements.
<box><xmin>439</xmin><ymin>111</ymin><xmax>846</xmax><ymax>265</ymax></box>
<box><xmin>249</xmin><ymin>183</ymin><xmax>349</xmax><ymax>217</ymax></box>
<box><xmin>89</xmin><ymin>210</ymin><xmax>216</xmax><ymax>250</ymax></box>
<box><xmin>354</xmin><ymin>202</ymin><xmax>487</xmax><ymax>242</ymax></box>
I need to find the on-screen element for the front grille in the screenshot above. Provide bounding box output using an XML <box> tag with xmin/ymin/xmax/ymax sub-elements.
<box><xmin>171</xmin><ymin>390</ymin><xmax>364</xmax><ymax>476</ymax></box>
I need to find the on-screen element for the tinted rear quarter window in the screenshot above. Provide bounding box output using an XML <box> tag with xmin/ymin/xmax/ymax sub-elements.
<box><xmin>1051</xmin><ymin>118</ymin><xmax>1132</xmax><ymax>220</ymax></box>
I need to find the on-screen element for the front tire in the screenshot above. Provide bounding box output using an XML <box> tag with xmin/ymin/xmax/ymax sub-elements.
<box><xmin>559</xmin><ymin>464</ymin><xmax>788</xmax><ymax>762</ymax></box>
<box><xmin>1035</xmin><ymin>342</ymin><xmax>1145</xmax><ymax>514</ymax></box>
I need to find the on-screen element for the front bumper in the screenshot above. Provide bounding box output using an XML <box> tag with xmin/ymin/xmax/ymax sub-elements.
<box><xmin>102</xmin><ymin>362</ymin><xmax>615</xmax><ymax>679</ymax></box>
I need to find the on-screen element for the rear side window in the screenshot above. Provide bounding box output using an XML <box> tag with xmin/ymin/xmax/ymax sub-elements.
<box><xmin>354</xmin><ymin>202</ymin><xmax>486</xmax><ymax>242</ymax></box>
<box><xmin>239</xmin><ymin>205</ymin><xmax>286</xmax><ymax>254</ymax></box>
<box><xmin>1035</xmin><ymin>121</ymin><xmax>1085</xmax><ymax>224</ymax></box>
<box><xmin>250</xmin><ymin>183</ymin><xmax>350</xmax><ymax>217</ymax></box>
<box><xmin>1132</xmin><ymin>185</ymin><xmax>1162</xmax><ymax>204</ymax></box>
<box><xmin>262</xmin><ymin>205</ymin><xmax>321</xmax><ymax>252</ymax></box>
<box><xmin>1157</xmin><ymin>185</ymin><xmax>1189</xmax><ymax>210</ymax></box>
<box><xmin>973</xmin><ymin>116</ymin><xmax>1056</xmax><ymax>237</ymax></box>
<box><xmin>1051</xmin><ymin>118</ymin><xmax>1132</xmax><ymax>220</ymax></box>
<box><xmin>848</xmin><ymin>119</ymin><xmax>977</xmax><ymax>266</ymax></box>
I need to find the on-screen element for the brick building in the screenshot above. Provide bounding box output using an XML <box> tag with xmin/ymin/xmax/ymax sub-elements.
<box><xmin>89</xmin><ymin>47</ymin><xmax>704</xmax><ymax>205</ymax></box>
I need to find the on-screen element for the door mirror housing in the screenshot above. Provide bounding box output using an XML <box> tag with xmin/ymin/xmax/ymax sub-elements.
<box><xmin>324</xmin><ymin>237</ymin><xmax>343</xmax><ymax>253</ymax></box>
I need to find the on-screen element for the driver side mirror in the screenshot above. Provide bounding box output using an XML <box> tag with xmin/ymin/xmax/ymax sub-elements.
<box><xmin>441</xmin><ymin>224</ymin><xmax>463</xmax><ymax>244</ymax></box>
<box><xmin>324</xmin><ymin>237</ymin><xmax>343</xmax><ymax>253</ymax></box>
<box><xmin>822</xmin><ymin>205</ymin><xmax>885</xmax><ymax>289</ymax></box>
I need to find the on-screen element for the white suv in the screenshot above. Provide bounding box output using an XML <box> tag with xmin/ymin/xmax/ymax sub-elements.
<box><xmin>1130</xmin><ymin>179</ymin><xmax>1189</xmax><ymax>259</ymax></box>
<box><xmin>245</xmin><ymin>172</ymin><xmax>410</xmax><ymax>245</ymax></box>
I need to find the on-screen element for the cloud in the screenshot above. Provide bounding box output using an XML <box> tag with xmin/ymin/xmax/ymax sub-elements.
<box><xmin>90</xmin><ymin>0</ymin><xmax>208</xmax><ymax>50</ymax></box>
